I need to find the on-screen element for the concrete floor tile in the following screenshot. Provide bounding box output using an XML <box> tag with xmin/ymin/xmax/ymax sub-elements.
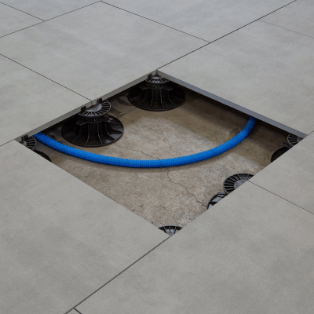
<box><xmin>0</xmin><ymin>55</ymin><xmax>89</xmax><ymax>146</ymax></box>
<box><xmin>103</xmin><ymin>0</ymin><xmax>293</xmax><ymax>41</ymax></box>
<box><xmin>0</xmin><ymin>141</ymin><xmax>167</xmax><ymax>314</ymax></box>
<box><xmin>0</xmin><ymin>2</ymin><xmax>205</xmax><ymax>101</ymax></box>
<box><xmin>0</xmin><ymin>3</ymin><xmax>41</xmax><ymax>37</ymax></box>
<box><xmin>159</xmin><ymin>21</ymin><xmax>314</xmax><ymax>137</ymax></box>
<box><xmin>1</xmin><ymin>0</ymin><xmax>98</xmax><ymax>20</ymax></box>
<box><xmin>263</xmin><ymin>0</ymin><xmax>314</xmax><ymax>39</ymax></box>
<box><xmin>251</xmin><ymin>132</ymin><xmax>314</xmax><ymax>214</ymax></box>
<box><xmin>78</xmin><ymin>183</ymin><xmax>314</xmax><ymax>314</ymax></box>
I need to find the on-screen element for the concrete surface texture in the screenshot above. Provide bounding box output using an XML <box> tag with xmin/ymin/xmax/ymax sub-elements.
<box><xmin>0</xmin><ymin>140</ymin><xmax>167</xmax><ymax>314</ymax></box>
<box><xmin>1</xmin><ymin>0</ymin><xmax>98</xmax><ymax>20</ymax></box>
<box><xmin>0</xmin><ymin>2</ymin><xmax>205</xmax><ymax>101</ymax></box>
<box><xmin>251</xmin><ymin>132</ymin><xmax>314</xmax><ymax>214</ymax></box>
<box><xmin>263</xmin><ymin>0</ymin><xmax>314</xmax><ymax>38</ymax></box>
<box><xmin>0</xmin><ymin>55</ymin><xmax>89</xmax><ymax>146</ymax></box>
<box><xmin>159</xmin><ymin>20</ymin><xmax>314</xmax><ymax>137</ymax></box>
<box><xmin>77</xmin><ymin>182</ymin><xmax>314</xmax><ymax>314</ymax></box>
<box><xmin>102</xmin><ymin>0</ymin><xmax>293</xmax><ymax>41</ymax></box>
<box><xmin>0</xmin><ymin>3</ymin><xmax>41</xmax><ymax>37</ymax></box>
<box><xmin>36</xmin><ymin>88</ymin><xmax>287</xmax><ymax>227</ymax></box>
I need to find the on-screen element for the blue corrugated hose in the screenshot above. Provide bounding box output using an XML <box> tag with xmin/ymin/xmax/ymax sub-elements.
<box><xmin>34</xmin><ymin>117</ymin><xmax>256</xmax><ymax>168</ymax></box>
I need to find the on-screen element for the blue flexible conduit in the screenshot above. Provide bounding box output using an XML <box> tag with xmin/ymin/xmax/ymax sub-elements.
<box><xmin>34</xmin><ymin>117</ymin><xmax>256</xmax><ymax>168</ymax></box>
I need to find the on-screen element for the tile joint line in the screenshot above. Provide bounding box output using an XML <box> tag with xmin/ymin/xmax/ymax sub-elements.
<box><xmin>0</xmin><ymin>21</ymin><xmax>44</xmax><ymax>39</ymax></box>
<box><xmin>260</xmin><ymin>19</ymin><xmax>314</xmax><ymax>41</ymax></box>
<box><xmin>101</xmin><ymin>1</ymin><xmax>208</xmax><ymax>43</ymax></box>
<box><xmin>249</xmin><ymin>181</ymin><xmax>314</xmax><ymax>216</ymax></box>
<box><xmin>0</xmin><ymin>1</ymin><xmax>102</xmax><ymax>22</ymax></box>
<box><xmin>0</xmin><ymin>139</ymin><xmax>15</xmax><ymax>149</ymax></box>
<box><xmin>156</xmin><ymin>0</ymin><xmax>297</xmax><ymax>71</ymax></box>
<box><xmin>45</xmin><ymin>1</ymin><xmax>101</xmax><ymax>22</ymax></box>
<box><xmin>65</xmin><ymin>236</ymin><xmax>170</xmax><ymax>313</ymax></box>
<box><xmin>0</xmin><ymin>1</ymin><xmax>44</xmax><ymax>21</ymax></box>
<box><xmin>0</xmin><ymin>53</ymin><xmax>91</xmax><ymax>102</ymax></box>
<box><xmin>208</xmin><ymin>0</ymin><xmax>297</xmax><ymax>44</ymax></box>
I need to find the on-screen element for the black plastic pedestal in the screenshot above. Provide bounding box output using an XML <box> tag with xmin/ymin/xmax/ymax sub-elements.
<box><xmin>61</xmin><ymin>100</ymin><xmax>124</xmax><ymax>147</ymax></box>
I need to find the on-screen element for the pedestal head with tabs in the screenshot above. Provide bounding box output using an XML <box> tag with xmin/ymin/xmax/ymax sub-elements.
<box><xmin>61</xmin><ymin>100</ymin><xmax>124</xmax><ymax>147</ymax></box>
<box><xmin>128</xmin><ymin>74</ymin><xmax>185</xmax><ymax>111</ymax></box>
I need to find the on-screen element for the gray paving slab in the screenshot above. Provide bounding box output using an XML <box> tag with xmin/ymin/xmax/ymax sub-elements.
<box><xmin>0</xmin><ymin>141</ymin><xmax>167</xmax><ymax>314</ymax></box>
<box><xmin>0</xmin><ymin>2</ymin><xmax>205</xmax><ymax>102</ymax></box>
<box><xmin>0</xmin><ymin>55</ymin><xmax>89</xmax><ymax>146</ymax></box>
<box><xmin>0</xmin><ymin>3</ymin><xmax>41</xmax><ymax>37</ymax></box>
<box><xmin>1</xmin><ymin>0</ymin><xmax>98</xmax><ymax>20</ymax></box>
<box><xmin>263</xmin><ymin>0</ymin><xmax>314</xmax><ymax>38</ymax></box>
<box><xmin>251</xmin><ymin>132</ymin><xmax>314</xmax><ymax>214</ymax></box>
<box><xmin>78</xmin><ymin>182</ymin><xmax>314</xmax><ymax>314</ymax></box>
<box><xmin>159</xmin><ymin>21</ymin><xmax>314</xmax><ymax>137</ymax></box>
<box><xmin>103</xmin><ymin>0</ymin><xmax>293</xmax><ymax>41</ymax></box>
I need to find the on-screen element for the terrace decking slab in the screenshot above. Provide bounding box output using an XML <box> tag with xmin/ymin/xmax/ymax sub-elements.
<box><xmin>0</xmin><ymin>141</ymin><xmax>167</xmax><ymax>314</ymax></box>
<box><xmin>1</xmin><ymin>0</ymin><xmax>98</xmax><ymax>20</ymax></box>
<box><xmin>0</xmin><ymin>55</ymin><xmax>89</xmax><ymax>146</ymax></box>
<box><xmin>251</xmin><ymin>132</ymin><xmax>314</xmax><ymax>214</ymax></box>
<box><xmin>102</xmin><ymin>0</ymin><xmax>293</xmax><ymax>41</ymax></box>
<box><xmin>77</xmin><ymin>182</ymin><xmax>314</xmax><ymax>314</ymax></box>
<box><xmin>263</xmin><ymin>0</ymin><xmax>314</xmax><ymax>38</ymax></box>
<box><xmin>0</xmin><ymin>2</ymin><xmax>205</xmax><ymax>102</ymax></box>
<box><xmin>159</xmin><ymin>21</ymin><xmax>314</xmax><ymax>137</ymax></box>
<box><xmin>0</xmin><ymin>3</ymin><xmax>41</xmax><ymax>37</ymax></box>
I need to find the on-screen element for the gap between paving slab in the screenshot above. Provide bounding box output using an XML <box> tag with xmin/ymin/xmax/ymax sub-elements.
<box><xmin>0</xmin><ymin>2</ymin><xmax>41</xmax><ymax>37</ymax></box>
<box><xmin>251</xmin><ymin>132</ymin><xmax>314</xmax><ymax>215</ymax></box>
<box><xmin>250</xmin><ymin>182</ymin><xmax>311</xmax><ymax>216</ymax></box>
<box><xmin>67</xmin><ymin>236</ymin><xmax>169</xmax><ymax>313</ymax></box>
<box><xmin>262</xmin><ymin>0</ymin><xmax>314</xmax><ymax>39</ymax></box>
<box><xmin>0</xmin><ymin>0</ymin><xmax>100</xmax><ymax>21</ymax></box>
<box><xmin>0</xmin><ymin>1</ymin><xmax>44</xmax><ymax>21</ymax></box>
<box><xmin>0</xmin><ymin>55</ymin><xmax>91</xmax><ymax>147</ymax></box>
<box><xmin>101</xmin><ymin>0</ymin><xmax>295</xmax><ymax>42</ymax></box>
<box><xmin>101</xmin><ymin>1</ymin><xmax>209</xmax><ymax>42</ymax></box>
